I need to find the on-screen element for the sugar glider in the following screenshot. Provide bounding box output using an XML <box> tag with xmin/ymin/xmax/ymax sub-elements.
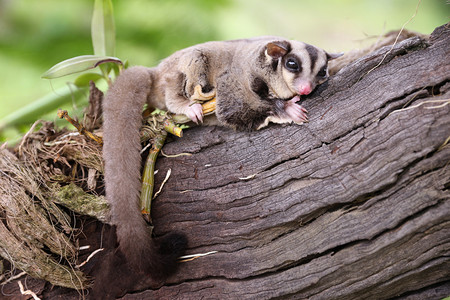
<box><xmin>99</xmin><ymin>37</ymin><xmax>341</xmax><ymax>296</ymax></box>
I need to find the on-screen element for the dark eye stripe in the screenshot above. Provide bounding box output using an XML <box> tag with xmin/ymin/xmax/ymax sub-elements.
<box><xmin>305</xmin><ymin>44</ymin><xmax>318</xmax><ymax>73</ymax></box>
<box><xmin>317</xmin><ymin>65</ymin><xmax>327</xmax><ymax>77</ymax></box>
<box><xmin>271</xmin><ymin>59</ymin><xmax>279</xmax><ymax>71</ymax></box>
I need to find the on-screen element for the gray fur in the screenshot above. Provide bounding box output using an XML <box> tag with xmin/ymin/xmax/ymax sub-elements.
<box><xmin>101</xmin><ymin>37</ymin><xmax>341</xmax><ymax>293</ymax></box>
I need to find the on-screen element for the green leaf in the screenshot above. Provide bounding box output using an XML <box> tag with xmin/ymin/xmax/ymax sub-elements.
<box><xmin>110</xmin><ymin>63</ymin><xmax>120</xmax><ymax>77</ymax></box>
<box><xmin>41</xmin><ymin>55</ymin><xmax>122</xmax><ymax>79</ymax></box>
<box><xmin>123</xmin><ymin>59</ymin><xmax>129</xmax><ymax>69</ymax></box>
<box><xmin>74</xmin><ymin>72</ymin><xmax>104</xmax><ymax>87</ymax></box>
<box><xmin>91</xmin><ymin>0</ymin><xmax>116</xmax><ymax>56</ymax></box>
<box><xmin>99</xmin><ymin>62</ymin><xmax>112</xmax><ymax>77</ymax></box>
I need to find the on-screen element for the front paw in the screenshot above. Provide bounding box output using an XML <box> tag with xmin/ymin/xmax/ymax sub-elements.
<box><xmin>186</xmin><ymin>103</ymin><xmax>204</xmax><ymax>124</ymax></box>
<box><xmin>285</xmin><ymin>96</ymin><xmax>308</xmax><ymax>124</ymax></box>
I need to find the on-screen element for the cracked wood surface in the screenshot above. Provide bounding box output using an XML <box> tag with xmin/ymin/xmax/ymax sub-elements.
<box><xmin>122</xmin><ymin>25</ymin><xmax>450</xmax><ymax>299</ymax></box>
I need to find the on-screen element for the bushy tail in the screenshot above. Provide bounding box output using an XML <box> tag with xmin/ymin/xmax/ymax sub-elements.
<box><xmin>97</xmin><ymin>66</ymin><xmax>187</xmax><ymax>298</ymax></box>
<box><xmin>90</xmin><ymin>231</ymin><xmax>187</xmax><ymax>299</ymax></box>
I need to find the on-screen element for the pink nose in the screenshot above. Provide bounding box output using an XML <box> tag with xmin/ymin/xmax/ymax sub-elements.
<box><xmin>299</xmin><ymin>84</ymin><xmax>312</xmax><ymax>95</ymax></box>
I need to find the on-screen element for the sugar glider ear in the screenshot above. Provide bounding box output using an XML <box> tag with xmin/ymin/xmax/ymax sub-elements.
<box><xmin>326</xmin><ymin>52</ymin><xmax>344</xmax><ymax>60</ymax></box>
<box><xmin>266</xmin><ymin>41</ymin><xmax>291</xmax><ymax>59</ymax></box>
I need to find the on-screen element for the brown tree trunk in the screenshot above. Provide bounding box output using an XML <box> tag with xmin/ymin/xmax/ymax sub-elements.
<box><xmin>124</xmin><ymin>24</ymin><xmax>450</xmax><ymax>299</ymax></box>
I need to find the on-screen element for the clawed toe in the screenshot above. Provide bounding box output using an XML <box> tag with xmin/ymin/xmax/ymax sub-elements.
<box><xmin>285</xmin><ymin>97</ymin><xmax>308</xmax><ymax>124</ymax></box>
<box><xmin>187</xmin><ymin>103</ymin><xmax>204</xmax><ymax>124</ymax></box>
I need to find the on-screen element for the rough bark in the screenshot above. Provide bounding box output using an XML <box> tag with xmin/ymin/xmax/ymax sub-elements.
<box><xmin>123</xmin><ymin>24</ymin><xmax>450</xmax><ymax>299</ymax></box>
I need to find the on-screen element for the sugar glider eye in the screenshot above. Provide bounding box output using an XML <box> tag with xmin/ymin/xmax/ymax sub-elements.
<box><xmin>318</xmin><ymin>65</ymin><xmax>327</xmax><ymax>78</ymax></box>
<box><xmin>285</xmin><ymin>58</ymin><xmax>301</xmax><ymax>72</ymax></box>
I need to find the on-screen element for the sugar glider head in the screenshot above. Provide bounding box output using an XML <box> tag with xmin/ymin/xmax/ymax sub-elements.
<box><xmin>263</xmin><ymin>39</ymin><xmax>342</xmax><ymax>99</ymax></box>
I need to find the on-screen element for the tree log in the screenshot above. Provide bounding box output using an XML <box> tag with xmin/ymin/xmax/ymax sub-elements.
<box><xmin>123</xmin><ymin>24</ymin><xmax>450</xmax><ymax>299</ymax></box>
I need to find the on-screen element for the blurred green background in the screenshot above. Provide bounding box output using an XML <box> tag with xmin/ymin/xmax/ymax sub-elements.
<box><xmin>0</xmin><ymin>0</ymin><xmax>448</xmax><ymax>141</ymax></box>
